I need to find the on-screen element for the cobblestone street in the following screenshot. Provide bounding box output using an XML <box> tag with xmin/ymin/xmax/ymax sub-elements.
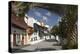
<box><xmin>12</xmin><ymin>39</ymin><xmax>62</xmax><ymax>53</ymax></box>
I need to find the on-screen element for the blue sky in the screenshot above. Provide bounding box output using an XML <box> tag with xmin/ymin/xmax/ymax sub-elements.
<box><xmin>26</xmin><ymin>7</ymin><xmax>60</xmax><ymax>27</ymax></box>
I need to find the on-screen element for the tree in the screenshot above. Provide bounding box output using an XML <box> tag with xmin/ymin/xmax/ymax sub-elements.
<box><xmin>50</xmin><ymin>5</ymin><xmax>78</xmax><ymax>49</ymax></box>
<box><xmin>50</xmin><ymin>25</ymin><xmax>59</xmax><ymax>40</ymax></box>
<box><xmin>11</xmin><ymin>1</ymin><xmax>31</xmax><ymax>17</ymax></box>
<box><xmin>59</xmin><ymin>5</ymin><xmax>78</xmax><ymax>49</ymax></box>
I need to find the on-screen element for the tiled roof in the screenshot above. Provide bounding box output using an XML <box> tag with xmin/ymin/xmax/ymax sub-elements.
<box><xmin>11</xmin><ymin>14</ymin><xmax>27</xmax><ymax>30</ymax></box>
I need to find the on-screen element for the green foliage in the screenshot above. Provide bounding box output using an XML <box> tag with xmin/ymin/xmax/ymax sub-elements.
<box><xmin>11</xmin><ymin>1</ymin><xmax>31</xmax><ymax>17</ymax></box>
<box><xmin>59</xmin><ymin>5</ymin><xmax>78</xmax><ymax>49</ymax></box>
<box><xmin>50</xmin><ymin>5</ymin><xmax>78</xmax><ymax>49</ymax></box>
<box><xmin>50</xmin><ymin>25</ymin><xmax>59</xmax><ymax>36</ymax></box>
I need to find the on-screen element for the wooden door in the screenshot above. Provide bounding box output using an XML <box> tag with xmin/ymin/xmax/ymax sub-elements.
<box><xmin>13</xmin><ymin>33</ymin><xmax>16</xmax><ymax>46</ymax></box>
<box><xmin>22</xmin><ymin>36</ymin><xmax>24</xmax><ymax>45</ymax></box>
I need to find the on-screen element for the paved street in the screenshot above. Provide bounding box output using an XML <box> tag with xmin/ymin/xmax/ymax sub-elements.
<box><xmin>12</xmin><ymin>39</ymin><xmax>62</xmax><ymax>53</ymax></box>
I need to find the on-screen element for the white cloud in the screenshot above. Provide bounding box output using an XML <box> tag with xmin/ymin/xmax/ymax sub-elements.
<box><xmin>48</xmin><ymin>25</ymin><xmax>52</xmax><ymax>31</ymax></box>
<box><xmin>43</xmin><ymin>16</ymin><xmax>48</xmax><ymax>22</ymax></box>
<box><xmin>57</xmin><ymin>16</ymin><xmax>62</xmax><ymax>22</ymax></box>
<box><xmin>46</xmin><ymin>12</ymin><xmax>51</xmax><ymax>16</ymax></box>
<box><xmin>34</xmin><ymin>11</ymin><xmax>41</xmax><ymax>17</ymax></box>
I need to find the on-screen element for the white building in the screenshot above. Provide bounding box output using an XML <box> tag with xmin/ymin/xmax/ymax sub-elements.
<box><xmin>24</xmin><ymin>14</ymin><xmax>50</xmax><ymax>44</ymax></box>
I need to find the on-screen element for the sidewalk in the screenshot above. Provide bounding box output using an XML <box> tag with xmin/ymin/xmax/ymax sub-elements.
<box><xmin>29</xmin><ymin>39</ymin><xmax>45</xmax><ymax>45</ymax></box>
<box><xmin>21</xmin><ymin>39</ymin><xmax>62</xmax><ymax>51</ymax></box>
<box><xmin>11</xmin><ymin>39</ymin><xmax>62</xmax><ymax>52</ymax></box>
<box><xmin>11</xmin><ymin>39</ymin><xmax>45</xmax><ymax>49</ymax></box>
<box><xmin>11</xmin><ymin>39</ymin><xmax>45</xmax><ymax>52</ymax></box>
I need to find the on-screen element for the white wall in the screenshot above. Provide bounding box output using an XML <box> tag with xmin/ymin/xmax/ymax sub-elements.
<box><xmin>11</xmin><ymin>26</ymin><xmax>27</xmax><ymax>46</ymax></box>
<box><xmin>11</xmin><ymin>26</ymin><xmax>26</xmax><ymax>34</ymax></box>
<box><xmin>24</xmin><ymin>16</ymin><xmax>37</xmax><ymax>27</ymax></box>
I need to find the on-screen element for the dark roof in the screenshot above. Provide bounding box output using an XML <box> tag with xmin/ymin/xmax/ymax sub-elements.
<box><xmin>11</xmin><ymin>14</ymin><xmax>27</xmax><ymax>30</ymax></box>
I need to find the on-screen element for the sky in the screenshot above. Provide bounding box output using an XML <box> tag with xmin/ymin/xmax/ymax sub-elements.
<box><xmin>26</xmin><ymin>7</ymin><xmax>60</xmax><ymax>28</ymax></box>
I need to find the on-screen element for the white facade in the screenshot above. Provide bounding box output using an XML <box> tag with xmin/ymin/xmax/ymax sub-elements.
<box><xmin>11</xmin><ymin>26</ymin><xmax>28</xmax><ymax>48</ymax></box>
<box><xmin>24</xmin><ymin>16</ymin><xmax>37</xmax><ymax>27</ymax></box>
<box><xmin>24</xmin><ymin>14</ymin><xmax>50</xmax><ymax>44</ymax></box>
<box><xmin>24</xmin><ymin>14</ymin><xmax>46</xmax><ymax>27</ymax></box>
